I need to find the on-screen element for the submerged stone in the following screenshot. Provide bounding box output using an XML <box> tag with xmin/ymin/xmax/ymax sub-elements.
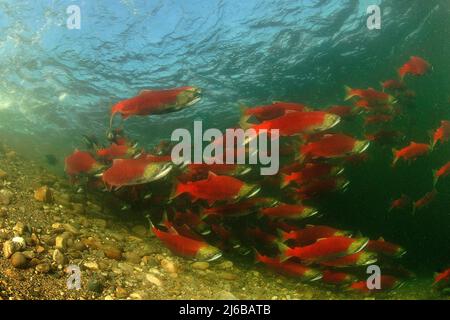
<box><xmin>0</xmin><ymin>189</ymin><xmax>13</xmax><ymax>205</ymax></box>
<box><xmin>34</xmin><ymin>186</ymin><xmax>53</xmax><ymax>203</ymax></box>
<box><xmin>10</xmin><ymin>252</ymin><xmax>27</xmax><ymax>269</ymax></box>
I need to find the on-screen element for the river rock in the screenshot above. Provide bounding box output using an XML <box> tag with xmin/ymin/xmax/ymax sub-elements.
<box><xmin>29</xmin><ymin>258</ymin><xmax>41</xmax><ymax>267</ymax></box>
<box><xmin>55</xmin><ymin>232</ymin><xmax>72</xmax><ymax>251</ymax></box>
<box><xmin>13</xmin><ymin>222</ymin><xmax>30</xmax><ymax>236</ymax></box>
<box><xmin>115</xmin><ymin>287</ymin><xmax>128</xmax><ymax>299</ymax></box>
<box><xmin>0</xmin><ymin>230</ymin><xmax>9</xmax><ymax>240</ymax></box>
<box><xmin>124</xmin><ymin>251</ymin><xmax>141</xmax><ymax>264</ymax></box>
<box><xmin>219</xmin><ymin>272</ymin><xmax>238</xmax><ymax>281</ymax></box>
<box><xmin>0</xmin><ymin>169</ymin><xmax>7</xmax><ymax>179</ymax></box>
<box><xmin>0</xmin><ymin>189</ymin><xmax>13</xmax><ymax>205</ymax></box>
<box><xmin>6</xmin><ymin>151</ymin><xmax>16</xmax><ymax>159</ymax></box>
<box><xmin>146</xmin><ymin>274</ymin><xmax>163</xmax><ymax>287</ymax></box>
<box><xmin>72</xmin><ymin>240</ymin><xmax>87</xmax><ymax>252</ymax></box>
<box><xmin>192</xmin><ymin>261</ymin><xmax>209</xmax><ymax>270</ymax></box>
<box><xmin>218</xmin><ymin>260</ymin><xmax>234</xmax><ymax>270</ymax></box>
<box><xmin>131</xmin><ymin>225</ymin><xmax>148</xmax><ymax>237</ymax></box>
<box><xmin>34</xmin><ymin>186</ymin><xmax>53</xmax><ymax>203</ymax></box>
<box><xmin>83</xmin><ymin>261</ymin><xmax>99</xmax><ymax>270</ymax></box>
<box><xmin>216</xmin><ymin>291</ymin><xmax>238</xmax><ymax>300</ymax></box>
<box><xmin>35</xmin><ymin>263</ymin><xmax>51</xmax><ymax>274</ymax></box>
<box><xmin>63</xmin><ymin>223</ymin><xmax>79</xmax><ymax>235</ymax></box>
<box><xmin>11</xmin><ymin>252</ymin><xmax>28</xmax><ymax>269</ymax></box>
<box><xmin>3</xmin><ymin>241</ymin><xmax>17</xmax><ymax>258</ymax></box>
<box><xmin>52</xmin><ymin>249</ymin><xmax>66</xmax><ymax>265</ymax></box>
<box><xmin>12</xmin><ymin>236</ymin><xmax>26</xmax><ymax>250</ymax></box>
<box><xmin>22</xmin><ymin>250</ymin><xmax>35</xmax><ymax>259</ymax></box>
<box><xmin>30</xmin><ymin>233</ymin><xmax>40</xmax><ymax>245</ymax></box>
<box><xmin>102</xmin><ymin>246</ymin><xmax>122</xmax><ymax>261</ymax></box>
<box><xmin>3</xmin><ymin>236</ymin><xmax>27</xmax><ymax>258</ymax></box>
<box><xmin>35</xmin><ymin>245</ymin><xmax>46</xmax><ymax>254</ymax></box>
<box><xmin>160</xmin><ymin>258</ymin><xmax>177</xmax><ymax>273</ymax></box>
<box><xmin>117</xmin><ymin>262</ymin><xmax>134</xmax><ymax>274</ymax></box>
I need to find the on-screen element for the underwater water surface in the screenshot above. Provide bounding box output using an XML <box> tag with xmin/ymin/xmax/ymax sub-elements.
<box><xmin>0</xmin><ymin>0</ymin><xmax>449</xmax><ymax>300</ymax></box>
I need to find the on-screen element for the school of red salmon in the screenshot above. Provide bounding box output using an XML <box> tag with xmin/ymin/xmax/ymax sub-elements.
<box><xmin>64</xmin><ymin>56</ymin><xmax>450</xmax><ymax>296</ymax></box>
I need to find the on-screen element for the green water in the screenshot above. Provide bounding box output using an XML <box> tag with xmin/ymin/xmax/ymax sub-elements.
<box><xmin>0</xmin><ymin>0</ymin><xmax>449</xmax><ymax>299</ymax></box>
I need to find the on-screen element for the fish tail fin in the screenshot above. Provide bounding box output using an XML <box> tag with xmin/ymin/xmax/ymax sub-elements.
<box><xmin>344</xmin><ymin>86</ymin><xmax>354</xmax><ymax>101</ymax></box>
<box><xmin>430</xmin><ymin>135</ymin><xmax>438</xmax><ymax>151</ymax></box>
<box><xmin>274</xmin><ymin>240</ymin><xmax>290</xmax><ymax>262</ymax></box>
<box><xmin>432</xmin><ymin>273</ymin><xmax>439</xmax><ymax>286</ymax></box>
<box><xmin>198</xmin><ymin>208</ymin><xmax>208</xmax><ymax>221</ymax></box>
<box><xmin>295</xmin><ymin>148</ymin><xmax>307</xmax><ymax>163</ymax></box>
<box><xmin>145</xmin><ymin>215</ymin><xmax>158</xmax><ymax>236</ymax></box>
<box><xmin>104</xmin><ymin>180</ymin><xmax>114</xmax><ymax>192</ymax></box>
<box><xmin>110</xmin><ymin>102</ymin><xmax>124</xmax><ymax>129</ymax></box>
<box><xmin>109</xmin><ymin>108</ymin><xmax>120</xmax><ymax>129</ymax></box>
<box><xmin>169</xmin><ymin>181</ymin><xmax>185</xmax><ymax>201</ymax></box>
<box><xmin>280</xmin><ymin>174</ymin><xmax>291</xmax><ymax>189</ymax></box>
<box><xmin>254</xmin><ymin>249</ymin><xmax>264</xmax><ymax>263</ymax></box>
<box><xmin>388</xmin><ymin>204</ymin><xmax>394</xmax><ymax>213</ymax></box>
<box><xmin>162</xmin><ymin>211</ymin><xmax>179</xmax><ymax>234</ymax></box>
<box><xmin>239</xmin><ymin>104</ymin><xmax>252</xmax><ymax>130</ymax></box>
<box><xmin>161</xmin><ymin>211</ymin><xmax>170</xmax><ymax>227</ymax></box>
<box><xmin>391</xmin><ymin>148</ymin><xmax>399</xmax><ymax>167</ymax></box>
<box><xmin>411</xmin><ymin>203</ymin><xmax>417</xmax><ymax>216</ymax></box>
<box><xmin>92</xmin><ymin>162</ymin><xmax>107</xmax><ymax>174</ymax></box>
<box><xmin>276</xmin><ymin>229</ymin><xmax>289</xmax><ymax>242</ymax></box>
<box><xmin>432</xmin><ymin>170</ymin><xmax>439</xmax><ymax>187</ymax></box>
<box><xmin>398</xmin><ymin>65</ymin><xmax>408</xmax><ymax>81</ymax></box>
<box><xmin>82</xmin><ymin>135</ymin><xmax>100</xmax><ymax>151</ymax></box>
<box><xmin>109</xmin><ymin>113</ymin><xmax>115</xmax><ymax>130</ymax></box>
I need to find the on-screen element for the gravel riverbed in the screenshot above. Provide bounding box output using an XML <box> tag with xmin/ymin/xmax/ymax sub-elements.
<box><xmin>0</xmin><ymin>145</ymin><xmax>445</xmax><ymax>300</ymax></box>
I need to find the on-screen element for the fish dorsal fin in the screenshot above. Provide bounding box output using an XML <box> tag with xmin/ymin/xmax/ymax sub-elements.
<box><xmin>139</xmin><ymin>89</ymin><xmax>153</xmax><ymax>95</ymax></box>
<box><xmin>162</xmin><ymin>211</ymin><xmax>170</xmax><ymax>224</ymax></box>
<box><xmin>163</xmin><ymin>212</ymin><xmax>179</xmax><ymax>235</ymax></box>
<box><xmin>378</xmin><ymin>237</ymin><xmax>385</xmax><ymax>242</ymax></box>
<box><xmin>112</xmin><ymin>159</ymin><xmax>125</xmax><ymax>165</ymax></box>
<box><xmin>207</xmin><ymin>171</ymin><xmax>218</xmax><ymax>179</ymax></box>
<box><xmin>167</xmin><ymin>225</ymin><xmax>178</xmax><ymax>235</ymax></box>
